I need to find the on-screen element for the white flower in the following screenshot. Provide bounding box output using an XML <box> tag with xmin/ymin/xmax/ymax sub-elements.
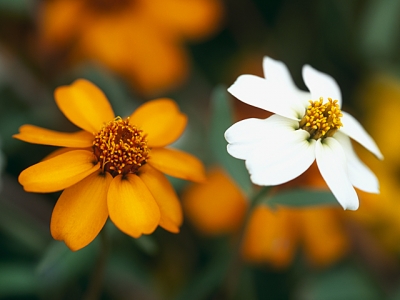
<box><xmin>225</xmin><ymin>56</ymin><xmax>383</xmax><ymax>210</ymax></box>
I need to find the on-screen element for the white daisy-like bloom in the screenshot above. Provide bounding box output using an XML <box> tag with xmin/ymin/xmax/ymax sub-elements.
<box><xmin>225</xmin><ymin>56</ymin><xmax>383</xmax><ymax>210</ymax></box>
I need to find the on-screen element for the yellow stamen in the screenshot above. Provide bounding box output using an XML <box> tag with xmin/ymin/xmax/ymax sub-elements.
<box><xmin>299</xmin><ymin>97</ymin><xmax>343</xmax><ymax>140</ymax></box>
<box><xmin>93</xmin><ymin>117</ymin><xmax>150</xmax><ymax>177</ymax></box>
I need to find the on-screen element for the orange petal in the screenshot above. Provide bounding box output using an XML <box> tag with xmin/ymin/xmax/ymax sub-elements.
<box><xmin>129</xmin><ymin>98</ymin><xmax>187</xmax><ymax>147</ymax></box>
<box><xmin>182</xmin><ymin>168</ymin><xmax>247</xmax><ymax>235</ymax></box>
<box><xmin>148</xmin><ymin>148</ymin><xmax>206</xmax><ymax>182</ymax></box>
<box><xmin>38</xmin><ymin>0</ymin><xmax>84</xmax><ymax>49</ymax></box>
<box><xmin>19</xmin><ymin>150</ymin><xmax>99</xmax><ymax>193</ymax></box>
<box><xmin>107</xmin><ymin>174</ymin><xmax>160</xmax><ymax>238</ymax></box>
<box><xmin>241</xmin><ymin>206</ymin><xmax>298</xmax><ymax>269</ymax></box>
<box><xmin>297</xmin><ymin>207</ymin><xmax>349</xmax><ymax>267</ymax></box>
<box><xmin>139</xmin><ymin>164</ymin><xmax>182</xmax><ymax>233</ymax></box>
<box><xmin>41</xmin><ymin>147</ymin><xmax>92</xmax><ymax>161</ymax></box>
<box><xmin>13</xmin><ymin>125</ymin><xmax>94</xmax><ymax>147</ymax></box>
<box><xmin>146</xmin><ymin>0</ymin><xmax>223</xmax><ymax>39</ymax></box>
<box><xmin>50</xmin><ymin>170</ymin><xmax>112</xmax><ymax>251</ymax></box>
<box><xmin>54</xmin><ymin>79</ymin><xmax>115</xmax><ymax>133</ymax></box>
<box><xmin>79</xmin><ymin>15</ymin><xmax>188</xmax><ymax>95</ymax></box>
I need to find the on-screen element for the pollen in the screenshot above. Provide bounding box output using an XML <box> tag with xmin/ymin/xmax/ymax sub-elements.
<box><xmin>298</xmin><ymin>98</ymin><xmax>343</xmax><ymax>140</ymax></box>
<box><xmin>93</xmin><ymin>117</ymin><xmax>150</xmax><ymax>177</ymax></box>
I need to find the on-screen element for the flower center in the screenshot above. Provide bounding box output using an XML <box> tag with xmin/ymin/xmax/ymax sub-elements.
<box><xmin>93</xmin><ymin>117</ymin><xmax>150</xmax><ymax>177</ymax></box>
<box><xmin>298</xmin><ymin>98</ymin><xmax>343</xmax><ymax>140</ymax></box>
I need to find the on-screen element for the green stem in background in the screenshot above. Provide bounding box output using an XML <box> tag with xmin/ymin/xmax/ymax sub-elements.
<box><xmin>223</xmin><ymin>186</ymin><xmax>272</xmax><ymax>298</ymax></box>
<box><xmin>238</xmin><ymin>186</ymin><xmax>272</xmax><ymax>243</ymax></box>
<box><xmin>249</xmin><ymin>186</ymin><xmax>271</xmax><ymax>210</ymax></box>
<box><xmin>83</xmin><ymin>229</ymin><xmax>109</xmax><ymax>300</ymax></box>
<box><xmin>174</xmin><ymin>186</ymin><xmax>273</xmax><ymax>300</ymax></box>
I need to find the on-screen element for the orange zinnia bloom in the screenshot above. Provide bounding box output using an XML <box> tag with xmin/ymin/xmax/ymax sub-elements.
<box><xmin>183</xmin><ymin>167</ymin><xmax>247</xmax><ymax>236</ymax></box>
<box><xmin>242</xmin><ymin>205</ymin><xmax>348</xmax><ymax>269</ymax></box>
<box><xmin>37</xmin><ymin>0</ymin><xmax>223</xmax><ymax>94</ymax></box>
<box><xmin>14</xmin><ymin>79</ymin><xmax>206</xmax><ymax>251</ymax></box>
<box><xmin>348</xmin><ymin>75</ymin><xmax>400</xmax><ymax>253</ymax></box>
<box><xmin>182</xmin><ymin>167</ymin><xmax>349</xmax><ymax>269</ymax></box>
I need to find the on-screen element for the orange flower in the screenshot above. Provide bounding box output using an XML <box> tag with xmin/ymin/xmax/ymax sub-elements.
<box><xmin>348</xmin><ymin>74</ymin><xmax>400</xmax><ymax>253</ymax></box>
<box><xmin>182</xmin><ymin>168</ymin><xmax>247</xmax><ymax>236</ymax></box>
<box><xmin>14</xmin><ymin>79</ymin><xmax>206</xmax><ymax>251</ymax></box>
<box><xmin>182</xmin><ymin>166</ymin><xmax>349</xmax><ymax>269</ymax></box>
<box><xmin>37</xmin><ymin>0</ymin><xmax>223</xmax><ymax>95</ymax></box>
<box><xmin>242</xmin><ymin>206</ymin><xmax>348</xmax><ymax>269</ymax></box>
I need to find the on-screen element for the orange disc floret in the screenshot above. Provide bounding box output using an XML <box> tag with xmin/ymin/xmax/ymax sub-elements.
<box><xmin>93</xmin><ymin>117</ymin><xmax>150</xmax><ymax>177</ymax></box>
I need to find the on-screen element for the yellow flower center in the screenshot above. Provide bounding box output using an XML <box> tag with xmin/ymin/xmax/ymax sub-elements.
<box><xmin>298</xmin><ymin>98</ymin><xmax>343</xmax><ymax>140</ymax></box>
<box><xmin>93</xmin><ymin>117</ymin><xmax>150</xmax><ymax>177</ymax></box>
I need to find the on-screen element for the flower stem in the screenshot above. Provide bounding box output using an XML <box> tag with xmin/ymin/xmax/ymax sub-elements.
<box><xmin>249</xmin><ymin>186</ymin><xmax>271</xmax><ymax>209</ymax></box>
<box><xmin>222</xmin><ymin>186</ymin><xmax>271</xmax><ymax>297</ymax></box>
<box><xmin>83</xmin><ymin>229</ymin><xmax>109</xmax><ymax>300</ymax></box>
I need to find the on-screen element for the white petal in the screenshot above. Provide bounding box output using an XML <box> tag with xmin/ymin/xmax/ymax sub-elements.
<box><xmin>225</xmin><ymin>115</ymin><xmax>299</xmax><ymax>160</ymax></box>
<box><xmin>297</xmin><ymin>89</ymin><xmax>313</xmax><ymax>109</ymax></box>
<box><xmin>316</xmin><ymin>137</ymin><xmax>359</xmax><ymax>210</ymax></box>
<box><xmin>302</xmin><ymin>65</ymin><xmax>342</xmax><ymax>106</ymax></box>
<box><xmin>227</xmin><ymin>74</ymin><xmax>304</xmax><ymax>120</ymax></box>
<box><xmin>245</xmin><ymin>129</ymin><xmax>316</xmax><ymax>186</ymax></box>
<box><xmin>263</xmin><ymin>56</ymin><xmax>297</xmax><ymax>89</ymax></box>
<box><xmin>340</xmin><ymin>111</ymin><xmax>383</xmax><ymax>160</ymax></box>
<box><xmin>334</xmin><ymin>132</ymin><xmax>379</xmax><ymax>193</ymax></box>
<box><xmin>263</xmin><ymin>56</ymin><xmax>312</xmax><ymax>110</ymax></box>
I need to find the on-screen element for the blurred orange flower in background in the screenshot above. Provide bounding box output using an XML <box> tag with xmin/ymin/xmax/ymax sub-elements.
<box><xmin>37</xmin><ymin>0</ymin><xmax>223</xmax><ymax>95</ymax></box>
<box><xmin>182</xmin><ymin>165</ymin><xmax>349</xmax><ymax>269</ymax></box>
<box><xmin>242</xmin><ymin>205</ymin><xmax>348</xmax><ymax>269</ymax></box>
<box><xmin>183</xmin><ymin>167</ymin><xmax>247</xmax><ymax>236</ymax></box>
<box><xmin>349</xmin><ymin>74</ymin><xmax>400</xmax><ymax>253</ymax></box>
<box><xmin>14</xmin><ymin>79</ymin><xmax>206</xmax><ymax>251</ymax></box>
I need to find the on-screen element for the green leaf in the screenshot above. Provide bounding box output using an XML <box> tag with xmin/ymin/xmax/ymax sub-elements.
<box><xmin>105</xmin><ymin>219</ymin><xmax>158</xmax><ymax>255</ymax></box>
<box><xmin>104</xmin><ymin>256</ymin><xmax>156</xmax><ymax>299</ymax></box>
<box><xmin>358</xmin><ymin>0</ymin><xmax>400</xmax><ymax>61</ymax></box>
<box><xmin>209</xmin><ymin>85</ymin><xmax>252</xmax><ymax>196</ymax></box>
<box><xmin>174</xmin><ymin>239</ymin><xmax>232</xmax><ymax>300</ymax></box>
<box><xmin>36</xmin><ymin>240</ymin><xmax>99</xmax><ymax>294</ymax></box>
<box><xmin>0</xmin><ymin>0</ymin><xmax>35</xmax><ymax>16</ymax></box>
<box><xmin>233</xmin><ymin>267</ymin><xmax>258</xmax><ymax>300</ymax></box>
<box><xmin>264</xmin><ymin>189</ymin><xmax>339</xmax><ymax>208</ymax></box>
<box><xmin>133</xmin><ymin>235</ymin><xmax>158</xmax><ymax>256</ymax></box>
<box><xmin>0</xmin><ymin>263</ymin><xmax>38</xmax><ymax>298</ymax></box>
<box><xmin>296</xmin><ymin>263</ymin><xmax>383</xmax><ymax>300</ymax></box>
<box><xmin>389</xmin><ymin>283</ymin><xmax>400</xmax><ymax>300</ymax></box>
<box><xmin>0</xmin><ymin>196</ymin><xmax>50</xmax><ymax>254</ymax></box>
